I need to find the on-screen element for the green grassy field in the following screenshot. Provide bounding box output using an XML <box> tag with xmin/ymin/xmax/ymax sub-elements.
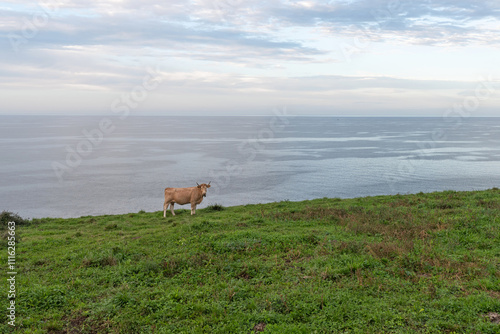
<box><xmin>2</xmin><ymin>189</ymin><xmax>500</xmax><ymax>333</ymax></box>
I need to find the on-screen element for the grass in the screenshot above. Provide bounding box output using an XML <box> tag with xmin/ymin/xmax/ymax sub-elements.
<box><xmin>2</xmin><ymin>189</ymin><xmax>500</xmax><ymax>333</ymax></box>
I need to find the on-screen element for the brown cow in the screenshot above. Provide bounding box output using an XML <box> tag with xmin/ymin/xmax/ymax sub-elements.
<box><xmin>163</xmin><ymin>182</ymin><xmax>211</xmax><ymax>217</ymax></box>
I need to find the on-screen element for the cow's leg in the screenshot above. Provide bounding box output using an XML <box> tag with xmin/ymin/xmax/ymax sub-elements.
<box><xmin>170</xmin><ymin>202</ymin><xmax>175</xmax><ymax>216</ymax></box>
<box><xmin>191</xmin><ymin>203</ymin><xmax>196</xmax><ymax>215</ymax></box>
<box><xmin>163</xmin><ymin>201</ymin><xmax>167</xmax><ymax>218</ymax></box>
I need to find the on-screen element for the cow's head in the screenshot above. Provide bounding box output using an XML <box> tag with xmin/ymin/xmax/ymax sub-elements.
<box><xmin>196</xmin><ymin>181</ymin><xmax>211</xmax><ymax>197</ymax></box>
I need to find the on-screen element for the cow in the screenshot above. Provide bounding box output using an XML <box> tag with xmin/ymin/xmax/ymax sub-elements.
<box><xmin>163</xmin><ymin>182</ymin><xmax>211</xmax><ymax>217</ymax></box>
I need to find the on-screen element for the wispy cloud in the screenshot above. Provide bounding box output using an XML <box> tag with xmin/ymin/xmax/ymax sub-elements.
<box><xmin>266</xmin><ymin>0</ymin><xmax>500</xmax><ymax>46</ymax></box>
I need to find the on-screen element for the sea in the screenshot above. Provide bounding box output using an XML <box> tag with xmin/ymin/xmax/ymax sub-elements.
<box><xmin>1</xmin><ymin>115</ymin><xmax>500</xmax><ymax>219</ymax></box>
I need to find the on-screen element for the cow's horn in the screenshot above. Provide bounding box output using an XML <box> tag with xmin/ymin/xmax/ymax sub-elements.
<box><xmin>208</xmin><ymin>181</ymin><xmax>211</xmax><ymax>185</ymax></box>
<box><xmin>196</xmin><ymin>182</ymin><xmax>200</xmax><ymax>186</ymax></box>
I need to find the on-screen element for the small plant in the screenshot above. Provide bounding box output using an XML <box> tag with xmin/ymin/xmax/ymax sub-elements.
<box><xmin>82</xmin><ymin>254</ymin><xmax>117</xmax><ymax>268</ymax></box>
<box><xmin>206</xmin><ymin>203</ymin><xmax>225</xmax><ymax>211</ymax></box>
<box><xmin>105</xmin><ymin>223</ymin><xmax>118</xmax><ymax>230</ymax></box>
<box><xmin>24</xmin><ymin>286</ymin><xmax>67</xmax><ymax>310</ymax></box>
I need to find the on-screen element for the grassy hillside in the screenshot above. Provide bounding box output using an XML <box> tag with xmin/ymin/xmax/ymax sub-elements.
<box><xmin>2</xmin><ymin>189</ymin><xmax>500</xmax><ymax>333</ymax></box>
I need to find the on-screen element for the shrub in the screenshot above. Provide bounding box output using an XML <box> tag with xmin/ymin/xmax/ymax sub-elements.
<box><xmin>206</xmin><ymin>203</ymin><xmax>225</xmax><ymax>211</ymax></box>
<box><xmin>0</xmin><ymin>211</ymin><xmax>29</xmax><ymax>227</ymax></box>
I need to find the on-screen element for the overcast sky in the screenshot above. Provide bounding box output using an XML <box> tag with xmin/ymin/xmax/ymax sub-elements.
<box><xmin>1</xmin><ymin>0</ymin><xmax>500</xmax><ymax>116</ymax></box>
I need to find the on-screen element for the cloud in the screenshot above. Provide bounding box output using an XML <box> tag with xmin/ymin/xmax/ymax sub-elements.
<box><xmin>3</xmin><ymin>0</ymin><xmax>500</xmax><ymax>48</ymax></box>
<box><xmin>0</xmin><ymin>1</ymin><xmax>324</xmax><ymax>67</ymax></box>
<box><xmin>3</xmin><ymin>0</ymin><xmax>498</xmax><ymax>61</ymax></box>
<box><xmin>187</xmin><ymin>0</ymin><xmax>500</xmax><ymax>46</ymax></box>
<box><xmin>271</xmin><ymin>0</ymin><xmax>500</xmax><ymax>45</ymax></box>
<box><xmin>1</xmin><ymin>0</ymin><xmax>499</xmax><ymax>115</ymax></box>
<box><xmin>2</xmin><ymin>68</ymin><xmax>498</xmax><ymax>115</ymax></box>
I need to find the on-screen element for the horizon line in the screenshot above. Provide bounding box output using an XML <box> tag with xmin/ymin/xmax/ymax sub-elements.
<box><xmin>1</xmin><ymin>114</ymin><xmax>499</xmax><ymax>118</ymax></box>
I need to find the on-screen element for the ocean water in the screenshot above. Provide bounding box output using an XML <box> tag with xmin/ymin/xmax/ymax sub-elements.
<box><xmin>1</xmin><ymin>115</ymin><xmax>500</xmax><ymax>218</ymax></box>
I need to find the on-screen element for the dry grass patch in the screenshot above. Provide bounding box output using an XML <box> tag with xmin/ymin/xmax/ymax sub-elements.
<box><xmin>271</xmin><ymin>207</ymin><xmax>349</xmax><ymax>221</ymax></box>
<box><xmin>366</xmin><ymin>241</ymin><xmax>411</xmax><ymax>260</ymax></box>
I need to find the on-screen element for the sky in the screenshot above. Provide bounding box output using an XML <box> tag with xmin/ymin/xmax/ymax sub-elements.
<box><xmin>1</xmin><ymin>0</ymin><xmax>500</xmax><ymax>116</ymax></box>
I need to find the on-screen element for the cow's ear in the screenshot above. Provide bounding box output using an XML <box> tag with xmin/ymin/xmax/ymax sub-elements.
<box><xmin>207</xmin><ymin>184</ymin><xmax>211</xmax><ymax>188</ymax></box>
<box><xmin>197</xmin><ymin>184</ymin><xmax>201</xmax><ymax>188</ymax></box>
